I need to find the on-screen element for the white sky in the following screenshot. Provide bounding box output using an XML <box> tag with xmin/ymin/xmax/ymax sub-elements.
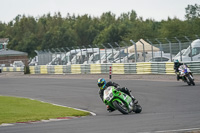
<box><xmin>0</xmin><ymin>0</ymin><xmax>199</xmax><ymax>23</ymax></box>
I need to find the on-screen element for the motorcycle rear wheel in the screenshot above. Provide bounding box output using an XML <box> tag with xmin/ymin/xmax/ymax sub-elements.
<box><xmin>134</xmin><ymin>105</ymin><xmax>142</xmax><ymax>114</ymax></box>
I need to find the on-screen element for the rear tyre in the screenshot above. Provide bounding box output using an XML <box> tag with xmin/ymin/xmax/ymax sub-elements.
<box><xmin>113</xmin><ymin>101</ymin><xmax>129</xmax><ymax>114</ymax></box>
<box><xmin>134</xmin><ymin>105</ymin><xmax>142</xmax><ymax>114</ymax></box>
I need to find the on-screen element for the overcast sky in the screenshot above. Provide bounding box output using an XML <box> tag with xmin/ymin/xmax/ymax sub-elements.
<box><xmin>0</xmin><ymin>0</ymin><xmax>199</xmax><ymax>23</ymax></box>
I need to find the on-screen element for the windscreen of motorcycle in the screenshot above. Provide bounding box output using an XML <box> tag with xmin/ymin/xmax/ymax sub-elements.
<box><xmin>103</xmin><ymin>87</ymin><xmax>113</xmax><ymax>101</ymax></box>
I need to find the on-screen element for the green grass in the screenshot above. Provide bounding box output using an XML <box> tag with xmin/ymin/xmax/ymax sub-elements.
<box><xmin>0</xmin><ymin>96</ymin><xmax>90</xmax><ymax>124</ymax></box>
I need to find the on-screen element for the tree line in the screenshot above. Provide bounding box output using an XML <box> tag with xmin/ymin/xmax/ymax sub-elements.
<box><xmin>0</xmin><ymin>4</ymin><xmax>199</xmax><ymax>57</ymax></box>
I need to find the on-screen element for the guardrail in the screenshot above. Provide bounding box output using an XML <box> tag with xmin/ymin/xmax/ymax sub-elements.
<box><xmin>1</xmin><ymin>67</ymin><xmax>24</xmax><ymax>72</ymax></box>
<box><xmin>2</xmin><ymin>62</ymin><xmax>200</xmax><ymax>74</ymax></box>
<box><xmin>28</xmin><ymin>62</ymin><xmax>200</xmax><ymax>75</ymax></box>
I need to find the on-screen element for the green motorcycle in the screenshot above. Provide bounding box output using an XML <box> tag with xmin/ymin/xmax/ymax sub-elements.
<box><xmin>103</xmin><ymin>86</ymin><xmax>142</xmax><ymax>114</ymax></box>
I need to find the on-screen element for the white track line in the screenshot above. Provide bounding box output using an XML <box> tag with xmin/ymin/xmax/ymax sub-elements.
<box><xmin>51</xmin><ymin>103</ymin><xmax>96</xmax><ymax>116</ymax></box>
<box><xmin>139</xmin><ymin>127</ymin><xmax>200</xmax><ymax>133</ymax></box>
<box><xmin>155</xmin><ymin>127</ymin><xmax>200</xmax><ymax>133</ymax></box>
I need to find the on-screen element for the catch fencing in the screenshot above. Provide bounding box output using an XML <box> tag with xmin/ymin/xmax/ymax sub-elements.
<box><xmin>33</xmin><ymin>36</ymin><xmax>200</xmax><ymax>65</ymax></box>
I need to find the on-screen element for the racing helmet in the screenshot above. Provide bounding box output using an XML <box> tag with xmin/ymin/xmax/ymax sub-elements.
<box><xmin>174</xmin><ymin>59</ymin><xmax>179</xmax><ymax>63</ymax></box>
<box><xmin>97</xmin><ymin>78</ymin><xmax>106</xmax><ymax>90</ymax></box>
<box><xmin>174</xmin><ymin>59</ymin><xmax>181</xmax><ymax>64</ymax></box>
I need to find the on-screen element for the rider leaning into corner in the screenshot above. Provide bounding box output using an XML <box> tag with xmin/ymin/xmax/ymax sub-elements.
<box><xmin>174</xmin><ymin>60</ymin><xmax>183</xmax><ymax>81</ymax></box>
<box><xmin>97</xmin><ymin>78</ymin><xmax>138</xmax><ymax>112</ymax></box>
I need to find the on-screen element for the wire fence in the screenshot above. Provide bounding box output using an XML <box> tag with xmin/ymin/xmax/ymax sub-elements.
<box><xmin>31</xmin><ymin>36</ymin><xmax>200</xmax><ymax>65</ymax></box>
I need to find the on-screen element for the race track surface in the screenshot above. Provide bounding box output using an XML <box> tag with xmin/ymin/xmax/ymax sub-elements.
<box><xmin>0</xmin><ymin>75</ymin><xmax>200</xmax><ymax>133</ymax></box>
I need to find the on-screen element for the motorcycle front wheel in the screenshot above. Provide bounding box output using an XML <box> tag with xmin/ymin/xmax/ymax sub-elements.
<box><xmin>185</xmin><ymin>76</ymin><xmax>191</xmax><ymax>85</ymax></box>
<box><xmin>113</xmin><ymin>101</ymin><xmax>129</xmax><ymax>114</ymax></box>
<box><xmin>188</xmin><ymin>74</ymin><xmax>195</xmax><ymax>86</ymax></box>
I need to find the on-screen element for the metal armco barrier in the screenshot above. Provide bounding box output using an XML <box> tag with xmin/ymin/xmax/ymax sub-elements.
<box><xmin>124</xmin><ymin>63</ymin><xmax>137</xmax><ymax>74</ymax></box>
<box><xmin>112</xmin><ymin>64</ymin><xmax>124</xmax><ymax>74</ymax></box>
<box><xmin>3</xmin><ymin>62</ymin><xmax>200</xmax><ymax>74</ymax></box>
<box><xmin>71</xmin><ymin>64</ymin><xmax>81</xmax><ymax>74</ymax></box>
<box><xmin>136</xmin><ymin>63</ymin><xmax>151</xmax><ymax>74</ymax></box>
<box><xmin>165</xmin><ymin>62</ymin><xmax>174</xmax><ymax>74</ymax></box>
<box><xmin>185</xmin><ymin>62</ymin><xmax>200</xmax><ymax>74</ymax></box>
<box><xmin>151</xmin><ymin>62</ymin><xmax>167</xmax><ymax>74</ymax></box>
<box><xmin>2</xmin><ymin>67</ymin><xmax>24</xmax><ymax>72</ymax></box>
<box><xmin>90</xmin><ymin>64</ymin><xmax>101</xmax><ymax>74</ymax></box>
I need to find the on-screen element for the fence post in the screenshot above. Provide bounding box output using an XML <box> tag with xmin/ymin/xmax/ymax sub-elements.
<box><xmin>108</xmin><ymin>43</ymin><xmax>114</xmax><ymax>63</ymax></box>
<box><xmin>101</xmin><ymin>44</ymin><xmax>107</xmax><ymax>63</ymax></box>
<box><xmin>139</xmin><ymin>40</ymin><xmax>146</xmax><ymax>62</ymax></box>
<box><xmin>184</xmin><ymin>36</ymin><xmax>193</xmax><ymax>61</ymax></box>
<box><xmin>155</xmin><ymin>39</ymin><xmax>163</xmax><ymax>62</ymax></box>
<box><xmin>72</xmin><ymin>46</ymin><xmax>76</xmax><ymax>64</ymax></box>
<box><xmin>174</xmin><ymin>37</ymin><xmax>182</xmax><ymax>61</ymax></box>
<box><xmin>77</xmin><ymin>46</ymin><xmax>82</xmax><ymax>64</ymax></box>
<box><xmin>66</xmin><ymin>47</ymin><xmax>71</xmax><ymax>64</ymax></box>
<box><xmin>109</xmin><ymin>66</ymin><xmax>112</xmax><ymax>79</ymax></box>
<box><xmin>165</xmin><ymin>38</ymin><xmax>173</xmax><ymax>62</ymax></box>
<box><xmin>122</xmin><ymin>41</ymin><xmax>129</xmax><ymax>63</ymax></box>
<box><xmin>130</xmin><ymin>40</ymin><xmax>137</xmax><ymax>62</ymax></box>
<box><xmin>146</xmin><ymin>39</ymin><xmax>154</xmax><ymax>60</ymax></box>
<box><xmin>115</xmin><ymin>42</ymin><xmax>121</xmax><ymax>63</ymax></box>
<box><xmin>56</xmin><ymin>48</ymin><xmax>62</xmax><ymax>65</ymax></box>
<box><xmin>88</xmin><ymin>45</ymin><xmax>94</xmax><ymax>64</ymax></box>
<box><xmin>47</xmin><ymin>49</ymin><xmax>52</xmax><ymax>65</ymax></box>
<box><xmin>95</xmin><ymin>44</ymin><xmax>101</xmax><ymax>63</ymax></box>
<box><xmin>51</xmin><ymin>48</ymin><xmax>57</xmax><ymax>65</ymax></box>
<box><xmin>82</xmin><ymin>45</ymin><xmax>88</xmax><ymax>64</ymax></box>
<box><xmin>61</xmin><ymin>48</ymin><xmax>66</xmax><ymax>65</ymax></box>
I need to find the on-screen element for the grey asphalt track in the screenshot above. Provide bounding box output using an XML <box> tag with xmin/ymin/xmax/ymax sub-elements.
<box><xmin>0</xmin><ymin>75</ymin><xmax>200</xmax><ymax>133</ymax></box>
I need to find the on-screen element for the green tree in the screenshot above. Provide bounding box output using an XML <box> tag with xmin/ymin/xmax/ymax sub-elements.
<box><xmin>158</xmin><ymin>18</ymin><xmax>186</xmax><ymax>40</ymax></box>
<box><xmin>185</xmin><ymin>4</ymin><xmax>200</xmax><ymax>20</ymax></box>
<box><xmin>0</xmin><ymin>22</ymin><xmax>6</xmax><ymax>37</ymax></box>
<box><xmin>73</xmin><ymin>15</ymin><xmax>98</xmax><ymax>46</ymax></box>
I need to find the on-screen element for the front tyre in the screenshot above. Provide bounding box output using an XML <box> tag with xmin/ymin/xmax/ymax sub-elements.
<box><xmin>185</xmin><ymin>76</ymin><xmax>191</xmax><ymax>85</ymax></box>
<box><xmin>188</xmin><ymin>74</ymin><xmax>195</xmax><ymax>86</ymax></box>
<box><xmin>113</xmin><ymin>101</ymin><xmax>129</xmax><ymax>114</ymax></box>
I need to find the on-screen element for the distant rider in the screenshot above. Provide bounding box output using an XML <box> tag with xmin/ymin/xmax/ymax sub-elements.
<box><xmin>97</xmin><ymin>78</ymin><xmax>138</xmax><ymax>112</ymax></box>
<box><xmin>174</xmin><ymin>60</ymin><xmax>183</xmax><ymax>80</ymax></box>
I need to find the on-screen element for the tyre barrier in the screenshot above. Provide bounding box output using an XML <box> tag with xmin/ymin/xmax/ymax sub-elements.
<box><xmin>1</xmin><ymin>67</ymin><xmax>24</xmax><ymax>72</ymax></box>
<box><xmin>2</xmin><ymin>62</ymin><xmax>200</xmax><ymax>75</ymax></box>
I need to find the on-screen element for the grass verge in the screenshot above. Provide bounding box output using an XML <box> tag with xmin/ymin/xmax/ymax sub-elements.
<box><xmin>0</xmin><ymin>96</ymin><xmax>90</xmax><ymax>124</ymax></box>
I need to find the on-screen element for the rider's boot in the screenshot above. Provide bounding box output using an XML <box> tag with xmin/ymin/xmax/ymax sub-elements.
<box><xmin>177</xmin><ymin>75</ymin><xmax>180</xmax><ymax>81</ymax></box>
<box><xmin>107</xmin><ymin>105</ymin><xmax>115</xmax><ymax>112</ymax></box>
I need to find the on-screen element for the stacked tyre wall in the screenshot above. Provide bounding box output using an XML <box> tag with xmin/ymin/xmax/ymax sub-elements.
<box><xmin>1</xmin><ymin>62</ymin><xmax>200</xmax><ymax>74</ymax></box>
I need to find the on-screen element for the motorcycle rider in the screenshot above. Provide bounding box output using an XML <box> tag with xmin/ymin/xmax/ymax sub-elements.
<box><xmin>174</xmin><ymin>59</ymin><xmax>183</xmax><ymax>80</ymax></box>
<box><xmin>97</xmin><ymin>78</ymin><xmax>138</xmax><ymax>112</ymax></box>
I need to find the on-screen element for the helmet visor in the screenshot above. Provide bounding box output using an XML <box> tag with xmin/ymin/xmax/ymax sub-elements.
<box><xmin>98</xmin><ymin>82</ymin><xmax>104</xmax><ymax>87</ymax></box>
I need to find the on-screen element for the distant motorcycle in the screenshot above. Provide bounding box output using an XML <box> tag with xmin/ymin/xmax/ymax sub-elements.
<box><xmin>178</xmin><ymin>64</ymin><xmax>195</xmax><ymax>86</ymax></box>
<box><xmin>103</xmin><ymin>86</ymin><xmax>142</xmax><ymax>114</ymax></box>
